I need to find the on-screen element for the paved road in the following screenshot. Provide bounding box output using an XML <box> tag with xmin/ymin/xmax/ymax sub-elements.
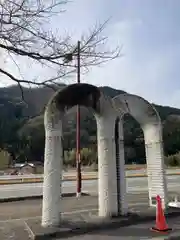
<box><xmin>1</xmin><ymin>175</ymin><xmax>180</xmax><ymax>199</ymax></box>
<box><xmin>0</xmin><ymin>193</ymin><xmax>151</xmax><ymax>221</ymax></box>
<box><xmin>1</xmin><ymin>193</ymin><xmax>180</xmax><ymax>240</ymax></box>
<box><xmin>1</xmin><ymin>168</ymin><xmax>180</xmax><ymax>180</ymax></box>
<box><xmin>126</xmin><ymin>168</ymin><xmax>180</xmax><ymax>176</ymax></box>
<box><xmin>0</xmin><ymin>171</ymin><xmax>95</xmax><ymax>180</ymax></box>
<box><xmin>55</xmin><ymin>217</ymin><xmax>180</xmax><ymax>240</ymax></box>
<box><xmin>0</xmin><ymin>191</ymin><xmax>172</xmax><ymax>222</ymax></box>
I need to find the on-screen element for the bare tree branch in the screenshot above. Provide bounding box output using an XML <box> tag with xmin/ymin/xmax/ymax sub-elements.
<box><xmin>0</xmin><ymin>0</ymin><xmax>122</xmax><ymax>101</ymax></box>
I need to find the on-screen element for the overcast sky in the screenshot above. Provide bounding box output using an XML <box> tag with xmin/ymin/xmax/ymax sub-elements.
<box><xmin>1</xmin><ymin>0</ymin><xmax>180</xmax><ymax>108</ymax></box>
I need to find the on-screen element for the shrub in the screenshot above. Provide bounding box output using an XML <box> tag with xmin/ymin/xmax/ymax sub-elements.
<box><xmin>165</xmin><ymin>152</ymin><xmax>180</xmax><ymax>167</ymax></box>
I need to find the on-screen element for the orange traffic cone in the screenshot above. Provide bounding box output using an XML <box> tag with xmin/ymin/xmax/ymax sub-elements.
<box><xmin>151</xmin><ymin>195</ymin><xmax>172</xmax><ymax>232</ymax></box>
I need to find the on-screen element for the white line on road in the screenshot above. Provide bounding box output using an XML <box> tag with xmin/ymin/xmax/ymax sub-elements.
<box><xmin>23</xmin><ymin>220</ymin><xmax>34</xmax><ymax>238</ymax></box>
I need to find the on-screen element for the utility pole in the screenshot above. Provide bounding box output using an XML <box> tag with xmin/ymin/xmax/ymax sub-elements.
<box><xmin>76</xmin><ymin>40</ymin><xmax>81</xmax><ymax>197</ymax></box>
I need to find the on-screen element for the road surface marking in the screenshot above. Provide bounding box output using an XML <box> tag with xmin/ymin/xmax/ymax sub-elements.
<box><xmin>23</xmin><ymin>220</ymin><xmax>34</xmax><ymax>238</ymax></box>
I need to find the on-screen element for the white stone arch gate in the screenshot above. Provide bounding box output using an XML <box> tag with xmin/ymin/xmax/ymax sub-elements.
<box><xmin>112</xmin><ymin>93</ymin><xmax>168</xmax><ymax>209</ymax></box>
<box><xmin>42</xmin><ymin>83</ymin><xmax>122</xmax><ymax>227</ymax></box>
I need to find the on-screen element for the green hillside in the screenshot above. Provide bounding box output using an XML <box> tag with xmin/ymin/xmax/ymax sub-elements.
<box><xmin>1</xmin><ymin>84</ymin><xmax>180</xmax><ymax>167</ymax></box>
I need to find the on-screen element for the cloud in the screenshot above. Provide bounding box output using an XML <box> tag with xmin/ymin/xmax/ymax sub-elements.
<box><xmin>0</xmin><ymin>0</ymin><xmax>179</xmax><ymax>108</ymax></box>
<box><xmin>84</xmin><ymin>16</ymin><xmax>180</xmax><ymax>108</ymax></box>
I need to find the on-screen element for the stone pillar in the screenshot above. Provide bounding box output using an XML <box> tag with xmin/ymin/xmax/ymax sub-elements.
<box><xmin>96</xmin><ymin>115</ymin><xmax>118</xmax><ymax>217</ymax></box>
<box><xmin>143</xmin><ymin>123</ymin><xmax>168</xmax><ymax>209</ymax></box>
<box><xmin>117</xmin><ymin>119</ymin><xmax>128</xmax><ymax>215</ymax></box>
<box><xmin>42</xmin><ymin>112</ymin><xmax>63</xmax><ymax>227</ymax></box>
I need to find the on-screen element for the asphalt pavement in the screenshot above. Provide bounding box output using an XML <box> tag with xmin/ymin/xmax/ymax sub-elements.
<box><xmin>1</xmin><ymin>175</ymin><xmax>180</xmax><ymax>200</ymax></box>
<box><xmin>0</xmin><ymin>191</ymin><xmax>179</xmax><ymax>222</ymax></box>
<box><xmin>0</xmin><ymin>193</ymin><xmax>147</xmax><ymax>221</ymax></box>
<box><xmin>1</xmin><ymin>169</ymin><xmax>180</xmax><ymax>239</ymax></box>
<box><xmin>0</xmin><ymin>193</ymin><xmax>149</xmax><ymax>240</ymax></box>
<box><xmin>1</xmin><ymin>193</ymin><xmax>180</xmax><ymax>240</ymax></box>
<box><xmin>54</xmin><ymin>217</ymin><xmax>180</xmax><ymax>240</ymax></box>
<box><xmin>1</xmin><ymin>168</ymin><xmax>180</xmax><ymax>180</ymax></box>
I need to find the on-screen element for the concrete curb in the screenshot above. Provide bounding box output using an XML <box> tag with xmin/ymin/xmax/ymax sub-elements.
<box><xmin>0</xmin><ymin>192</ymin><xmax>90</xmax><ymax>203</ymax></box>
<box><xmin>1</xmin><ymin>172</ymin><xmax>180</xmax><ymax>185</ymax></box>
<box><xmin>168</xmin><ymin>237</ymin><xmax>180</xmax><ymax>240</ymax></box>
<box><xmin>0</xmin><ymin>175</ymin><xmax>98</xmax><ymax>185</ymax></box>
<box><xmin>27</xmin><ymin>207</ymin><xmax>180</xmax><ymax>240</ymax></box>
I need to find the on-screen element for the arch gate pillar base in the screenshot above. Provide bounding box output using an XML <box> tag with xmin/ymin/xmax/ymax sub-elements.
<box><xmin>117</xmin><ymin>119</ymin><xmax>128</xmax><ymax>215</ymax></box>
<box><xmin>42</xmin><ymin>112</ymin><xmax>63</xmax><ymax>227</ymax></box>
<box><xmin>144</xmin><ymin>124</ymin><xmax>168</xmax><ymax>209</ymax></box>
<box><xmin>97</xmin><ymin>115</ymin><xmax>120</xmax><ymax>218</ymax></box>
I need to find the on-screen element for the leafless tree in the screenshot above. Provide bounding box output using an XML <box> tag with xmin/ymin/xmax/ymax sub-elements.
<box><xmin>0</xmin><ymin>0</ymin><xmax>122</xmax><ymax>98</ymax></box>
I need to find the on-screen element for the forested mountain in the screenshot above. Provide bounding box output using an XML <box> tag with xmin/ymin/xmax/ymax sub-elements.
<box><xmin>1</xmin><ymin>84</ymin><xmax>180</xmax><ymax>166</ymax></box>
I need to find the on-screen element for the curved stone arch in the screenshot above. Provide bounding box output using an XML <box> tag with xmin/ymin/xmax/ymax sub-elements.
<box><xmin>112</xmin><ymin>93</ymin><xmax>168</xmax><ymax>208</ymax></box>
<box><xmin>113</xmin><ymin>93</ymin><xmax>161</xmax><ymax>124</ymax></box>
<box><xmin>42</xmin><ymin>83</ymin><xmax>120</xmax><ymax>227</ymax></box>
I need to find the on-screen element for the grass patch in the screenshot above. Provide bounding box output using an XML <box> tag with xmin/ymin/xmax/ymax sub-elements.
<box><xmin>35</xmin><ymin>165</ymin><xmax>44</xmax><ymax>174</ymax></box>
<box><xmin>0</xmin><ymin>150</ymin><xmax>9</xmax><ymax>170</ymax></box>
